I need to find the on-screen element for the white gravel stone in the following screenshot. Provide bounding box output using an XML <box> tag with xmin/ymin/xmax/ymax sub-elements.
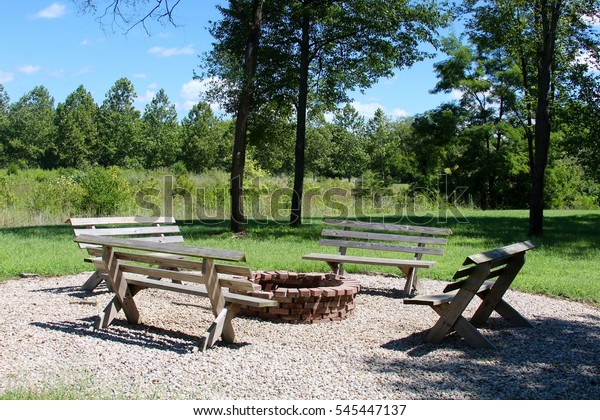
<box><xmin>0</xmin><ymin>272</ymin><xmax>598</xmax><ymax>399</ymax></box>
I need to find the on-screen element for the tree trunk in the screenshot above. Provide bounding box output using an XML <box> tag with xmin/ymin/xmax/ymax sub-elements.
<box><xmin>230</xmin><ymin>0</ymin><xmax>263</xmax><ymax>234</ymax></box>
<box><xmin>529</xmin><ymin>0</ymin><xmax>561</xmax><ymax>237</ymax></box>
<box><xmin>290</xmin><ymin>12</ymin><xmax>310</xmax><ymax>227</ymax></box>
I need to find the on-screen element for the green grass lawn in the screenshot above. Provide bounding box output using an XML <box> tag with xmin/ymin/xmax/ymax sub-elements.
<box><xmin>1</xmin><ymin>209</ymin><xmax>599</xmax><ymax>306</ymax></box>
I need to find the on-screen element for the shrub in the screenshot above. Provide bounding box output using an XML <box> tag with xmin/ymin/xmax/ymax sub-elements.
<box><xmin>77</xmin><ymin>166</ymin><xmax>132</xmax><ymax>216</ymax></box>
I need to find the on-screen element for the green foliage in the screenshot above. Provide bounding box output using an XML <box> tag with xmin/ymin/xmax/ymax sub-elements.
<box><xmin>77</xmin><ymin>166</ymin><xmax>132</xmax><ymax>216</ymax></box>
<box><xmin>180</xmin><ymin>101</ymin><xmax>229</xmax><ymax>173</ymax></box>
<box><xmin>141</xmin><ymin>89</ymin><xmax>181</xmax><ymax>168</ymax></box>
<box><xmin>545</xmin><ymin>158</ymin><xmax>599</xmax><ymax>210</ymax></box>
<box><xmin>5</xmin><ymin>86</ymin><xmax>56</xmax><ymax>168</ymax></box>
<box><xmin>52</xmin><ymin>85</ymin><xmax>99</xmax><ymax>168</ymax></box>
<box><xmin>97</xmin><ymin>78</ymin><xmax>142</xmax><ymax>167</ymax></box>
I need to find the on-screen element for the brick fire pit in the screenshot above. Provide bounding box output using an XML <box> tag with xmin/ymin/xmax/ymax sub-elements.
<box><xmin>232</xmin><ymin>271</ymin><xmax>361</xmax><ymax>324</ymax></box>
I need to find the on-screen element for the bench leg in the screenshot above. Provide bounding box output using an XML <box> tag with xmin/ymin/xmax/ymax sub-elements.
<box><xmin>426</xmin><ymin>305</ymin><xmax>495</xmax><ymax>348</ymax></box>
<box><xmin>202</xmin><ymin>303</ymin><xmax>241</xmax><ymax>351</ymax></box>
<box><xmin>473</xmin><ymin>291</ymin><xmax>533</xmax><ymax>328</ymax></box>
<box><xmin>95</xmin><ymin>284</ymin><xmax>142</xmax><ymax>329</ymax></box>
<box><xmin>82</xmin><ymin>269</ymin><xmax>109</xmax><ymax>292</ymax></box>
<box><xmin>401</xmin><ymin>267</ymin><xmax>421</xmax><ymax>296</ymax></box>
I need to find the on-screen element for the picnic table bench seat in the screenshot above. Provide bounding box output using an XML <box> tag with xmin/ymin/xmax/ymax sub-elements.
<box><xmin>67</xmin><ymin>216</ymin><xmax>185</xmax><ymax>291</ymax></box>
<box><xmin>404</xmin><ymin>240</ymin><xmax>536</xmax><ymax>348</ymax></box>
<box><xmin>303</xmin><ymin>219</ymin><xmax>452</xmax><ymax>295</ymax></box>
<box><xmin>73</xmin><ymin>234</ymin><xmax>277</xmax><ymax>352</ymax></box>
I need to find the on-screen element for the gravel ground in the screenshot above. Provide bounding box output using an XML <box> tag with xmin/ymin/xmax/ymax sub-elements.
<box><xmin>0</xmin><ymin>272</ymin><xmax>598</xmax><ymax>400</ymax></box>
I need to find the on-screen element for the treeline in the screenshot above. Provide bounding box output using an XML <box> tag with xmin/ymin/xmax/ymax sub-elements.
<box><xmin>0</xmin><ymin>77</ymin><xmax>598</xmax><ymax>210</ymax></box>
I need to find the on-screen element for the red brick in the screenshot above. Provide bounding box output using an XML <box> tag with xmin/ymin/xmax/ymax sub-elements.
<box><xmin>269</xmin><ymin>307</ymin><xmax>290</xmax><ymax>315</ymax></box>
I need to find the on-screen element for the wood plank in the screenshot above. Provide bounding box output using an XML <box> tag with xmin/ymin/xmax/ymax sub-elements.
<box><xmin>66</xmin><ymin>216</ymin><xmax>176</xmax><ymax>226</ymax></box>
<box><xmin>214</xmin><ymin>264</ymin><xmax>252</xmax><ymax>278</ymax></box>
<box><xmin>73</xmin><ymin>225</ymin><xmax>181</xmax><ymax>237</ymax></box>
<box><xmin>218</xmin><ymin>277</ymin><xmax>260</xmax><ymax>292</ymax></box>
<box><xmin>303</xmin><ymin>252</ymin><xmax>435</xmax><ymax>268</ymax></box>
<box><xmin>223</xmin><ymin>292</ymin><xmax>279</xmax><ymax>307</ymax></box>
<box><xmin>323</xmin><ymin>219</ymin><xmax>452</xmax><ymax>236</ymax></box>
<box><xmin>119</xmin><ymin>264</ymin><xmax>205</xmax><ymax>284</ymax></box>
<box><xmin>463</xmin><ymin>240</ymin><xmax>536</xmax><ymax>265</ymax></box>
<box><xmin>112</xmin><ymin>251</ymin><xmax>198</xmax><ymax>270</ymax></box>
<box><xmin>125</xmin><ymin>274</ymin><xmax>209</xmax><ymax>297</ymax></box>
<box><xmin>75</xmin><ymin>234</ymin><xmax>246</xmax><ymax>261</ymax></box>
<box><xmin>318</xmin><ymin>239</ymin><xmax>445</xmax><ymax>255</ymax></box>
<box><xmin>78</xmin><ymin>235</ymin><xmax>185</xmax><ymax>249</ymax></box>
<box><xmin>321</xmin><ymin>229</ymin><xmax>448</xmax><ymax>245</ymax></box>
<box><xmin>403</xmin><ymin>290</ymin><xmax>458</xmax><ymax>306</ymax></box>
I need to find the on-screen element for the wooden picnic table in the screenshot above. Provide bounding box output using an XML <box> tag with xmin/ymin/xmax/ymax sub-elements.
<box><xmin>74</xmin><ymin>234</ymin><xmax>276</xmax><ymax>351</ymax></box>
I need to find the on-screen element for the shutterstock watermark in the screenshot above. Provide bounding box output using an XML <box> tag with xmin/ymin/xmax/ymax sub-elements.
<box><xmin>134</xmin><ymin>175</ymin><xmax>469</xmax><ymax>225</ymax></box>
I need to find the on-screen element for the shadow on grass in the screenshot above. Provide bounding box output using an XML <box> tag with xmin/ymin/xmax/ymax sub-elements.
<box><xmin>372</xmin><ymin>314</ymin><xmax>600</xmax><ymax>399</ymax></box>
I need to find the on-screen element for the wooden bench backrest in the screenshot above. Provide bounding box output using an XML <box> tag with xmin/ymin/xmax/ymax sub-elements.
<box><xmin>319</xmin><ymin>219</ymin><xmax>452</xmax><ymax>259</ymax></box>
<box><xmin>67</xmin><ymin>216</ymin><xmax>184</xmax><ymax>251</ymax></box>
<box><xmin>443</xmin><ymin>240</ymin><xmax>536</xmax><ymax>293</ymax></box>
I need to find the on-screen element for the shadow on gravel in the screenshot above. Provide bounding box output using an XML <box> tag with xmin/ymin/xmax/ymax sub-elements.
<box><xmin>371</xmin><ymin>315</ymin><xmax>600</xmax><ymax>399</ymax></box>
<box><xmin>31</xmin><ymin>284</ymin><xmax>111</xmax><ymax>299</ymax></box>
<box><xmin>31</xmin><ymin>317</ymin><xmax>252</xmax><ymax>354</ymax></box>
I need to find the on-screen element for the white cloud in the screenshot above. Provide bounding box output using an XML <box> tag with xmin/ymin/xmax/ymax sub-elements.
<box><xmin>448</xmin><ymin>89</ymin><xmax>463</xmax><ymax>100</ymax></box>
<box><xmin>18</xmin><ymin>65</ymin><xmax>41</xmax><ymax>75</ymax></box>
<box><xmin>0</xmin><ymin>71</ymin><xmax>14</xmax><ymax>84</ymax></box>
<box><xmin>35</xmin><ymin>3</ymin><xmax>67</xmax><ymax>19</ymax></box>
<box><xmin>351</xmin><ymin>101</ymin><xmax>386</xmax><ymax>118</ymax></box>
<box><xmin>136</xmin><ymin>89</ymin><xmax>157</xmax><ymax>105</ymax></box>
<box><xmin>133</xmin><ymin>73</ymin><xmax>147</xmax><ymax>79</ymax></box>
<box><xmin>79</xmin><ymin>39</ymin><xmax>90</xmax><ymax>47</ymax></box>
<box><xmin>148</xmin><ymin>44</ymin><xmax>195</xmax><ymax>58</ymax></box>
<box><xmin>179</xmin><ymin>78</ymin><xmax>221</xmax><ymax>113</ymax></box>
<box><xmin>72</xmin><ymin>66</ymin><xmax>92</xmax><ymax>76</ymax></box>
<box><xmin>391</xmin><ymin>108</ymin><xmax>409</xmax><ymax>118</ymax></box>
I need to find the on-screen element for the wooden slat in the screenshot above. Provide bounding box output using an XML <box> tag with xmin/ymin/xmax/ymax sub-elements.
<box><xmin>223</xmin><ymin>291</ymin><xmax>279</xmax><ymax>307</ymax></box>
<box><xmin>443</xmin><ymin>278</ymin><xmax>496</xmax><ymax>293</ymax></box>
<box><xmin>463</xmin><ymin>240</ymin><xmax>536</xmax><ymax>265</ymax></box>
<box><xmin>75</xmin><ymin>234</ymin><xmax>246</xmax><ymax>262</ymax></box>
<box><xmin>303</xmin><ymin>253</ymin><xmax>436</xmax><ymax>268</ymax></box>
<box><xmin>404</xmin><ymin>290</ymin><xmax>458</xmax><ymax>306</ymax></box>
<box><xmin>73</xmin><ymin>225</ymin><xmax>180</xmax><ymax>237</ymax></box>
<box><xmin>119</xmin><ymin>264</ymin><xmax>205</xmax><ymax>284</ymax></box>
<box><xmin>318</xmin><ymin>239</ymin><xmax>445</xmax><ymax>255</ymax></box>
<box><xmin>125</xmin><ymin>275</ymin><xmax>209</xmax><ymax>297</ymax></box>
<box><xmin>112</xmin><ymin>251</ymin><xmax>197</xmax><ymax>270</ymax></box>
<box><xmin>215</xmin><ymin>264</ymin><xmax>252</xmax><ymax>278</ymax></box>
<box><xmin>66</xmin><ymin>216</ymin><xmax>176</xmax><ymax>226</ymax></box>
<box><xmin>321</xmin><ymin>229</ymin><xmax>448</xmax><ymax>245</ymax></box>
<box><xmin>218</xmin><ymin>277</ymin><xmax>260</xmax><ymax>292</ymax></box>
<box><xmin>78</xmin><ymin>235</ymin><xmax>184</xmax><ymax>248</ymax></box>
<box><xmin>323</xmin><ymin>219</ymin><xmax>452</xmax><ymax>236</ymax></box>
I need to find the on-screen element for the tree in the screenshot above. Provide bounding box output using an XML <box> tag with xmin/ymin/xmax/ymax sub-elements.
<box><xmin>53</xmin><ymin>85</ymin><xmax>99</xmax><ymax>168</ymax></box>
<box><xmin>430</xmin><ymin>35</ymin><xmax>528</xmax><ymax>209</ymax></box>
<box><xmin>141</xmin><ymin>89</ymin><xmax>181</xmax><ymax>168</ymax></box>
<box><xmin>0</xmin><ymin>84</ymin><xmax>9</xmax><ymax>166</ymax></box>
<box><xmin>5</xmin><ymin>86</ymin><xmax>56</xmax><ymax>168</ymax></box>
<box><xmin>254</xmin><ymin>0</ymin><xmax>448</xmax><ymax>226</ymax></box>
<box><xmin>180</xmin><ymin>101</ymin><xmax>226</xmax><ymax>172</ymax></box>
<box><xmin>97</xmin><ymin>77</ymin><xmax>142</xmax><ymax>167</ymax></box>
<box><xmin>205</xmin><ymin>0</ymin><xmax>265</xmax><ymax>233</ymax></box>
<box><xmin>461</xmin><ymin>0</ymin><xmax>600</xmax><ymax>234</ymax></box>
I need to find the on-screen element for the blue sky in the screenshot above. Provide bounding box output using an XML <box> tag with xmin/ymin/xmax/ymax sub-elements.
<box><xmin>0</xmin><ymin>1</ymin><xmax>459</xmax><ymax>120</ymax></box>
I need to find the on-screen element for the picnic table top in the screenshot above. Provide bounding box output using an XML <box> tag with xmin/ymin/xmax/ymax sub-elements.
<box><xmin>74</xmin><ymin>234</ymin><xmax>246</xmax><ymax>262</ymax></box>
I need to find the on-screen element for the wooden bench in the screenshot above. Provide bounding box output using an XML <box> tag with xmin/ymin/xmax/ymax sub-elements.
<box><xmin>404</xmin><ymin>241</ymin><xmax>536</xmax><ymax>348</ymax></box>
<box><xmin>67</xmin><ymin>216</ymin><xmax>184</xmax><ymax>291</ymax></box>
<box><xmin>73</xmin><ymin>234</ymin><xmax>278</xmax><ymax>352</ymax></box>
<box><xmin>302</xmin><ymin>219</ymin><xmax>452</xmax><ymax>295</ymax></box>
